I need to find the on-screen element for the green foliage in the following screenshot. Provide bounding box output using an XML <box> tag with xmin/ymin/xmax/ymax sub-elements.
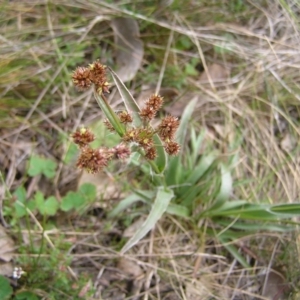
<box><xmin>14</xmin><ymin>251</ymin><xmax>94</xmax><ymax>299</ymax></box>
<box><xmin>0</xmin><ymin>276</ymin><xmax>13</xmax><ymax>300</ymax></box>
<box><xmin>63</xmin><ymin>142</ymin><xmax>78</xmax><ymax>164</ymax></box>
<box><xmin>28</xmin><ymin>155</ymin><xmax>57</xmax><ymax>179</ymax></box>
<box><xmin>121</xmin><ymin>188</ymin><xmax>174</xmax><ymax>253</ymax></box>
<box><xmin>35</xmin><ymin>192</ymin><xmax>59</xmax><ymax>216</ymax></box>
<box><xmin>10</xmin><ymin>183</ymin><xmax>96</xmax><ymax>221</ymax></box>
<box><xmin>14</xmin><ymin>291</ymin><xmax>39</xmax><ymax>300</ymax></box>
<box><xmin>109</xmin><ymin>97</ymin><xmax>299</xmax><ymax>257</ymax></box>
<box><xmin>61</xmin><ymin>183</ymin><xmax>96</xmax><ymax>213</ymax></box>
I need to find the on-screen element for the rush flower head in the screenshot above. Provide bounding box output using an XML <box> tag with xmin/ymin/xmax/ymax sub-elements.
<box><xmin>111</xmin><ymin>143</ymin><xmax>131</xmax><ymax>160</ymax></box>
<box><xmin>140</xmin><ymin>106</ymin><xmax>156</xmax><ymax>121</ymax></box>
<box><xmin>118</xmin><ymin>111</ymin><xmax>133</xmax><ymax>124</ymax></box>
<box><xmin>72</xmin><ymin>67</ymin><xmax>92</xmax><ymax>90</ymax></box>
<box><xmin>89</xmin><ymin>60</ymin><xmax>110</xmax><ymax>94</ymax></box>
<box><xmin>77</xmin><ymin>147</ymin><xmax>110</xmax><ymax>174</ymax></box>
<box><xmin>147</xmin><ymin>94</ymin><xmax>164</xmax><ymax>111</ymax></box>
<box><xmin>72</xmin><ymin>60</ymin><xmax>109</xmax><ymax>94</ymax></box>
<box><xmin>135</xmin><ymin>128</ymin><xmax>154</xmax><ymax>149</ymax></box>
<box><xmin>72</xmin><ymin>127</ymin><xmax>95</xmax><ymax>148</ymax></box>
<box><xmin>122</xmin><ymin>128</ymin><xmax>139</xmax><ymax>143</ymax></box>
<box><xmin>164</xmin><ymin>141</ymin><xmax>180</xmax><ymax>156</ymax></box>
<box><xmin>157</xmin><ymin>115</ymin><xmax>179</xmax><ymax>141</ymax></box>
<box><xmin>140</xmin><ymin>94</ymin><xmax>164</xmax><ymax>121</ymax></box>
<box><xmin>145</xmin><ymin>147</ymin><xmax>157</xmax><ymax>160</ymax></box>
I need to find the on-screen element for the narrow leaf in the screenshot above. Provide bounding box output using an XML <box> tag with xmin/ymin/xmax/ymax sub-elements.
<box><xmin>121</xmin><ymin>188</ymin><xmax>174</xmax><ymax>253</ymax></box>
<box><xmin>153</xmin><ymin>134</ymin><xmax>167</xmax><ymax>173</ymax></box>
<box><xmin>218</xmin><ymin>236</ymin><xmax>250</xmax><ymax>268</ymax></box>
<box><xmin>94</xmin><ymin>90</ymin><xmax>125</xmax><ymax>136</ymax></box>
<box><xmin>166</xmin><ymin>204</ymin><xmax>190</xmax><ymax>218</ymax></box>
<box><xmin>179</xmin><ymin>152</ymin><xmax>216</xmax><ymax>200</ymax></box>
<box><xmin>108</xmin><ymin>193</ymin><xmax>150</xmax><ymax>218</ymax></box>
<box><xmin>208</xmin><ymin>164</ymin><xmax>232</xmax><ymax>210</ymax></box>
<box><xmin>175</xmin><ymin>96</ymin><xmax>198</xmax><ymax>146</ymax></box>
<box><xmin>269</xmin><ymin>203</ymin><xmax>300</xmax><ymax>216</ymax></box>
<box><xmin>108</xmin><ymin>67</ymin><xmax>142</xmax><ymax>127</ymax></box>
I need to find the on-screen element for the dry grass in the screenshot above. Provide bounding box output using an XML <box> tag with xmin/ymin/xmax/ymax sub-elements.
<box><xmin>1</xmin><ymin>0</ymin><xmax>300</xmax><ymax>299</ymax></box>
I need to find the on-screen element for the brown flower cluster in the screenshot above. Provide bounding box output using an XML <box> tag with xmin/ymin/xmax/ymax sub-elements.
<box><xmin>71</xmin><ymin>61</ymin><xmax>181</xmax><ymax>173</ymax></box>
<box><xmin>140</xmin><ymin>94</ymin><xmax>163</xmax><ymax>121</ymax></box>
<box><xmin>72</xmin><ymin>60</ymin><xmax>109</xmax><ymax>94</ymax></box>
<box><xmin>72</xmin><ymin>127</ymin><xmax>130</xmax><ymax>174</ymax></box>
<box><xmin>120</xmin><ymin>94</ymin><xmax>180</xmax><ymax>158</ymax></box>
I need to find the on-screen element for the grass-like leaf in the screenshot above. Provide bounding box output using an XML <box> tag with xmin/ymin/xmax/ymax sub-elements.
<box><xmin>121</xmin><ymin>188</ymin><xmax>174</xmax><ymax>253</ymax></box>
<box><xmin>108</xmin><ymin>190</ymin><xmax>154</xmax><ymax>218</ymax></box>
<box><xmin>269</xmin><ymin>203</ymin><xmax>300</xmax><ymax>216</ymax></box>
<box><xmin>108</xmin><ymin>67</ymin><xmax>142</xmax><ymax>127</ymax></box>
<box><xmin>218</xmin><ymin>235</ymin><xmax>250</xmax><ymax>268</ymax></box>
<box><xmin>208</xmin><ymin>164</ymin><xmax>232</xmax><ymax>210</ymax></box>
<box><xmin>93</xmin><ymin>89</ymin><xmax>125</xmax><ymax>137</ymax></box>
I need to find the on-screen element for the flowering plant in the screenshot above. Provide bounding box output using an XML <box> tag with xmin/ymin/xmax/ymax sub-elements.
<box><xmin>72</xmin><ymin>61</ymin><xmax>180</xmax><ymax>174</ymax></box>
<box><xmin>71</xmin><ymin>61</ymin><xmax>180</xmax><ymax>252</ymax></box>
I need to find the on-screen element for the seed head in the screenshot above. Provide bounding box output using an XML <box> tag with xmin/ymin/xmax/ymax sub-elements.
<box><xmin>140</xmin><ymin>94</ymin><xmax>164</xmax><ymax>121</ymax></box>
<box><xmin>147</xmin><ymin>94</ymin><xmax>164</xmax><ymax>111</ymax></box>
<box><xmin>77</xmin><ymin>147</ymin><xmax>109</xmax><ymax>174</ymax></box>
<box><xmin>89</xmin><ymin>60</ymin><xmax>109</xmax><ymax>93</ymax></box>
<box><xmin>118</xmin><ymin>111</ymin><xmax>133</xmax><ymax>124</ymax></box>
<box><xmin>122</xmin><ymin>128</ymin><xmax>139</xmax><ymax>143</ymax></box>
<box><xmin>164</xmin><ymin>141</ymin><xmax>180</xmax><ymax>156</ymax></box>
<box><xmin>72</xmin><ymin>67</ymin><xmax>92</xmax><ymax>90</ymax></box>
<box><xmin>112</xmin><ymin>143</ymin><xmax>131</xmax><ymax>160</ymax></box>
<box><xmin>157</xmin><ymin>115</ymin><xmax>179</xmax><ymax>141</ymax></box>
<box><xmin>140</xmin><ymin>106</ymin><xmax>156</xmax><ymax>121</ymax></box>
<box><xmin>72</xmin><ymin>127</ymin><xmax>95</xmax><ymax>148</ymax></box>
<box><xmin>145</xmin><ymin>147</ymin><xmax>157</xmax><ymax>160</ymax></box>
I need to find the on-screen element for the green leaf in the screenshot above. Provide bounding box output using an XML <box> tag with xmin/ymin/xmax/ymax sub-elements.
<box><xmin>36</xmin><ymin>195</ymin><xmax>59</xmax><ymax>216</ymax></box>
<box><xmin>108</xmin><ymin>67</ymin><xmax>142</xmax><ymax>127</ymax></box>
<box><xmin>153</xmin><ymin>134</ymin><xmax>167</xmax><ymax>173</ymax></box>
<box><xmin>15</xmin><ymin>291</ymin><xmax>39</xmax><ymax>300</ymax></box>
<box><xmin>108</xmin><ymin>190</ymin><xmax>155</xmax><ymax>218</ymax></box>
<box><xmin>205</xmin><ymin>204</ymin><xmax>279</xmax><ymax>221</ymax></box>
<box><xmin>28</xmin><ymin>155</ymin><xmax>57</xmax><ymax>178</ymax></box>
<box><xmin>179</xmin><ymin>152</ymin><xmax>217</xmax><ymax>204</ymax></box>
<box><xmin>269</xmin><ymin>203</ymin><xmax>300</xmax><ymax>216</ymax></box>
<box><xmin>0</xmin><ymin>275</ymin><xmax>13</xmax><ymax>300</ymax></box>
<box><xmin>60</xmin><ymin>192</ymin><xmax>77</xmax><ymax>212</ymax></box>
<box><xmin>78</xmin><ymin>183</ymin><xmax>96</xmax><ymax>202</ymax></box>
<box><xmin>60</xmin><ymin>186</ymin><xmax>95</xmax><ymax>212</ymax></box>
<box><xmin>166</xmin><ymin>204</ymin><xmax>190</xmax><ymax>218</ymax></box>
<box><xmin>185</xmin><ymin>63</ymin><xmax>198</xmax><ymax>76</ymax></box>
<box><xmin>93</xmin><ymin>90</ymin><xmax>125</xmax><ymax>137</ymax></box>
<box><xmin>63</xmin><ymin>142</ymin><xmax>78</xmax><ymax>164</ymax></box>
<box><xmin>121</xmin><ymin>188</ymin><xmax>174</xmax><ymax>253</ymax></box>
<box><xmin>108</xmin><ymin>194</ymin><xmax>146</xmax><ymax>218</ymax></box>
<box><xmin>60</xmin><ymin>191</ymin><xmax>85</xmax><ymax>212</ymax></box>
<box><xmin>175</xmin><ymin>97</ymin><xmax>198</xmax><ymax>146</ymax></box>
<box><xmin>190</xmin><ymin>128</ymin><xmax>206</xmax><ymax>166</ymax></box>
<box><xmin>14</xmin><ymin>186</ymin><xmax>27</xmax><ymax>218</ymax></box>
<box><xmin>215</xmin><ymin>219</ymin><xmax>294</xmax><ymax>232</ymax></box>
<box><xmin>209</xmin><ymin>164</ymin><xmax>232</xmax><ymax>210</ymax></box>
<box><xmin>218</xmin><ymin>236</ymin><xmax>250</xmax><ymax>268</ymax></box>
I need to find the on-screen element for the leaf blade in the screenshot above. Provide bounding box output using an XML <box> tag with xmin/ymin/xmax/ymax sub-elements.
<box><xmin>121</xmin><ymin>188</ymin><xmax>174</xmax><ymax>253</ymax></box>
